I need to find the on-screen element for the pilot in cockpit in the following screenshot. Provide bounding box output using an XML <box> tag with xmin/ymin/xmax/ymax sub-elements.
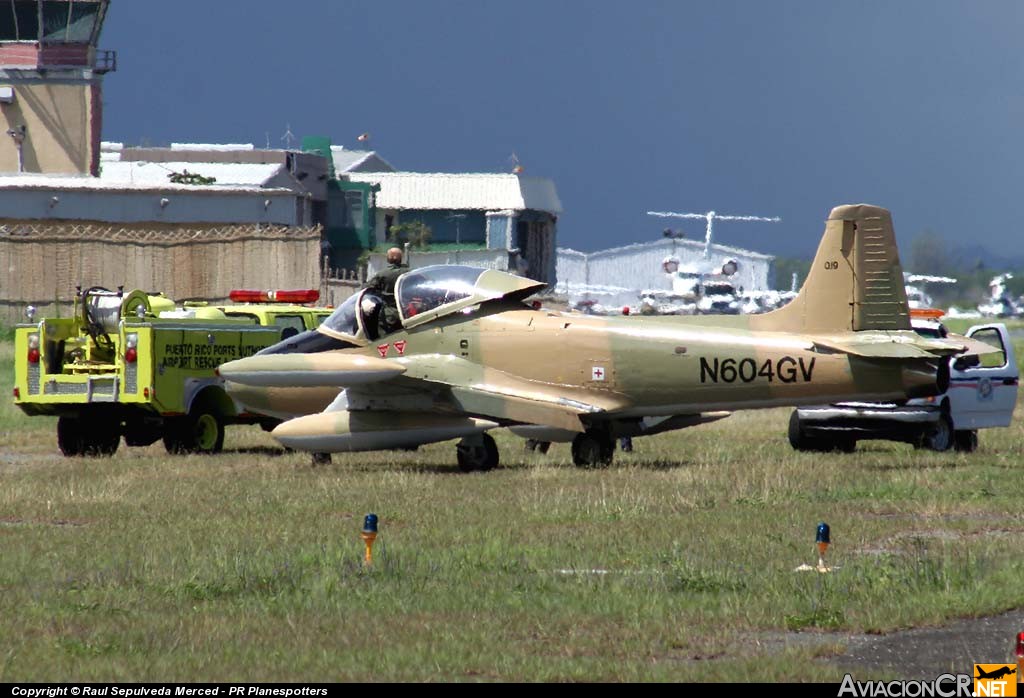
<box><xmin>359</xmin><ymin>294</ymin><xmax>384</xmax><ymax>340</ymax></box>
<box><xmin>364</xmin><ymin>246</ymin><xmax>407</xmax><ymax>335</ymax></box>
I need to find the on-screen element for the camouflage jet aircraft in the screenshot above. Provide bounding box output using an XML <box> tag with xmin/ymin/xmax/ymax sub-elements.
<box><xmin>219</xmin><ymin>204</ymin><xmax>995</xmax><ymax>471</ymax></box>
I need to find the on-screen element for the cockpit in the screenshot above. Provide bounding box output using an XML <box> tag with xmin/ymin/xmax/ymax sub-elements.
<box><xmin>396</xmin><ymin>265</ymin><xmax>483</xmax><ymax>322</ymax></box>
<box><xmin>257</xmin><ymin>265</ymin><xmax>547</xmax><ymax>357</ymax></box>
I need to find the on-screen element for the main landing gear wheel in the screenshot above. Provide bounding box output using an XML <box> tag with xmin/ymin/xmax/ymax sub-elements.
<box><xmin>571</xmin><ymin>431</ymin><xmax>614</xmax><ymax>468</ymax></box>
<box><xmin>457</xmin><ymin>433</ymin><xmax>499</xmax><ymax>472</ymax></box>
<box><xmin>953</xmin><ymin>429</ymin><xmax>978</xmax><ymax>453</ymax></box>
<box><xmin>525</xmin><ymin>439</ymin><xmax>551</xmax><ymax>454</ymax></box>
<box><xmin>311</xmin><ymin>452</ymin><xmax>332</xmax><ymax>465</ymax></box>
<box><xmin>922</xmin><ymin>414</ymin><xmax>953</xmax><ymax>452</ymax></box>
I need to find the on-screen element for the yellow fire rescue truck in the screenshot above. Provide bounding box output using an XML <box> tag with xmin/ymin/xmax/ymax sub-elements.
<box><xmin>12</xmin><ymin>286</ymin><xmax>330</xmax><ymax>456</ymax></box>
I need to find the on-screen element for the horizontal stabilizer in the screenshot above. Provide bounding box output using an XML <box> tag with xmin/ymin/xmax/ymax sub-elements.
<box><xmin>813</xmin><ymin>333</ymin><xmax>1002</xmax><ymax>360</ymax></box>
<box><xmin>218</xmin><ymin>353</ymin><xmax>405</xmax><ymax>388</ymax></box>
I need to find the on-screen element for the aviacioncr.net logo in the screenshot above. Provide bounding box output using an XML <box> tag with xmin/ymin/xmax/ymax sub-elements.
<box><xmin>974</xmin><ymin>664</ymin><xmax>1017</xmax><ymax>697</ymax></box>
<box><xmin>838</xmin><ymin>673</ymin><xmax>973</xmax><ymax>697</ymax></box>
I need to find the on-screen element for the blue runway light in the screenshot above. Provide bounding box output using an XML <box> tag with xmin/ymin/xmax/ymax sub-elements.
<box><xmin>816</xmin><ymin>522</ymin><xmax>830</xmax><ymax>544</ymax></box>
<box><xmin>363</xmin><ymin>513</ymin><xmax>378</xmax><ymax>534</ymax></box>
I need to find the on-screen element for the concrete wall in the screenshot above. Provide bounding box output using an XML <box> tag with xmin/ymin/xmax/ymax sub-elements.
<box><xmin>0</xmin><ymin>77</ymin><xmax>98</xmax><ymax>174</ymax></box>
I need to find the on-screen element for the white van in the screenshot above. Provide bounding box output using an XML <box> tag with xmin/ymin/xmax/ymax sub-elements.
<box><xmin>789</xmin><ymin>321</ymin><xmax>1018</xmax><ymax>453</ymax></box>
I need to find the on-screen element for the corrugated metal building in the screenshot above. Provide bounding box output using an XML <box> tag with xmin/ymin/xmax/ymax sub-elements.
<box><xmin>556</xmin><ymin>238</ymin><xmax>774</xmax><ymax>309</ymax></box>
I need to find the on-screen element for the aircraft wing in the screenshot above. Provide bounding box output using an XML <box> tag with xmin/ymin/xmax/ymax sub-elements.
<box><xmin>812</xmin><ymin>332</ymin><xmax>1002</xmax><ymax>360</ymax></box>
<box><xmin>338</xmin><ymin>354</ymin><xmax>631</xmax><ymax>433</ymax></box>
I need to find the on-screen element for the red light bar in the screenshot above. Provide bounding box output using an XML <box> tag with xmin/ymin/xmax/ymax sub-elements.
<box><xmin>910</xmin><ymin>308</ymin><xmax>945</xmax><ymax>320</ymax></box>
<box><xmin>228</xmin><ymin>289</ymin><xmax>320</xmax><ymax>304</ymax></box>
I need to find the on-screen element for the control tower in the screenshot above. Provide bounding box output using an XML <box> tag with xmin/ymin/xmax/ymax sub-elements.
<box><xmin>0</xmin><ymin>0</ymin><xmax>114</xmax><ymax>175</ymax></box>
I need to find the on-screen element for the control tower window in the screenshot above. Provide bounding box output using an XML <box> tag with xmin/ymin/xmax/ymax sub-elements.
<box><xmin>0</xmin><ymin>1</ymin><xmax>103</xmax><ymax>43</ymax></box>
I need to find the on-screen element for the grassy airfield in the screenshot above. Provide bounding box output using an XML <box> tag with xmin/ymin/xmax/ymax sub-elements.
<box><xmin>2</xmin><ymin>334</ymin><xmax>1024</xmax><ymax>682</ymax></box>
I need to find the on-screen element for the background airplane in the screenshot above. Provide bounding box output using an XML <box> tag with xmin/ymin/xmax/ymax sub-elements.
<box><xmin>220</xmin><ymin>204</ymin><xmax>996</xmax><ymax>471</ymax></box>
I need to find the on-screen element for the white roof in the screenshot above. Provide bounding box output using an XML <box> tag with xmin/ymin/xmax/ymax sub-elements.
<box><xmin>330</xmin><ymin>146</ymin><xmax>395</xmax><ymax>173</ymax></box>
<box><xmin>100</xmin><ymin>160</ymin><xmax>284</xmax><ymax>188</ymax></box>
<box><xmin>0</xmin><ymin>167</ymin><xmax>293</xmax><ymax>194</ymax></box>
<box><xmin>170</xmin><ymin>143</ymin><xmax>255</xmax><ymax>151</ymax></box>
<box><xmin>345</xmin><ymin>172</ymin><xmax>562</xmax><ymax>214</ymax></box>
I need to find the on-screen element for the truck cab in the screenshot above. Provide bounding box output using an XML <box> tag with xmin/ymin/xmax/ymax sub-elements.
<box><xmin>789</xmin><ymin>320</ymin><xmax>1018</xmax><ymax>453</ymax></box>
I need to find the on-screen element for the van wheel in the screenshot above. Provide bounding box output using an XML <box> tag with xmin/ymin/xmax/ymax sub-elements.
<box><xmin>788</xmin><ymin>411</ymin><xmax>815</xmax><ymax>451</ymax></box>
<box><xmin>835</xmin><ymin>438</ymin><xmax>857</xmax><ymax>453</ymax></box>
<box><xmin>164</xmin><ymin>407</ymin><xmax>224</xmax><ymax>454</ymax></box>
<box><xmin>953</xmin><ymin>430</ymin><xmax>978</xmax><ymax>453</ymax></box>
<box><xmin>923</xmin><ymin>414</ymin><xmax>953</xmax><ymax>452</ymax></box>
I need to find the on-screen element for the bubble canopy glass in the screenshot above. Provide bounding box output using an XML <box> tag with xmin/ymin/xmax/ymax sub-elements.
<box><xmin>317</xmin><ymin>264</ymin><xmax>547</xmax><ymax>339</ymax></box>
<box><xmin>396</xmin><ymin>266</ymin><xmax>485</xmax><ymax>322</ymax></box>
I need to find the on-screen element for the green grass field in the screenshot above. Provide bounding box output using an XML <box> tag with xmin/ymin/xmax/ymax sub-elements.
<box><xmin>2</xmin><ymin>335</ymin><xmax>1024</xmax><ymax>682</ymax></box>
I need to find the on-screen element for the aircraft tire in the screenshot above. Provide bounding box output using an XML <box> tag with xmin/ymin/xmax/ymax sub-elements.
<box><xmin>923</xmin><ymin>414</ymin><xmax>953</xmax><ymax>452</ymax></box>
<box><xmin>457</xmin><ymin>433</ymin><xmax>499</xmax><ymax>472</ymax></box>
<box><xmin>572</xmin><ymin>432</ymin><xmax>614</xmax><ymax>468</ymax></box>
<box><xmin>311</xmin><ymin>452</ymin><xmax>332</xmax><ymax>465</ymax></box>
<box><xmin>953</xmin><ymin>430</ymin><xmax>978</xmax><ymax>453</ymax></box>
<box><xmin>524</xmin><ymin>439</ymin><xmax>552</xmax><ymax>454</ymax></box>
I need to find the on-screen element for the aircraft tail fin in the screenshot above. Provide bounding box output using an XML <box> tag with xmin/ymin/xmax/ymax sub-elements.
<box><xmin>750</xmin><ymin>204</ymin><xmax>911</xmax><ymax>334</ymax></box>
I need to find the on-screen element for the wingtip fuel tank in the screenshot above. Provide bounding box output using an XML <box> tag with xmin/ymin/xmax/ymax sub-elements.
<box><xmin>219</xmin><ymin>353</ymin><xmax>405</xmax><ymax>388</ymax></box>
<box><xmin>272</xmin><ymin>410</ymin><xmax>499</xmax><ymax>453</ymax></box>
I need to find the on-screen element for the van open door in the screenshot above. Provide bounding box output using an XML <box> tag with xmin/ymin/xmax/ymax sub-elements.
<box><xmin>949</xmin><ymin>324</ymin><xmax>1018</xmax><ymax>429</ymax></box>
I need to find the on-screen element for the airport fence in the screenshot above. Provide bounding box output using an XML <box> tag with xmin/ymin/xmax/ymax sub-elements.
<box><xmin>0</xmin><ymin>221</ymin><xmax>321</xmax><ymax>324</ymax></box>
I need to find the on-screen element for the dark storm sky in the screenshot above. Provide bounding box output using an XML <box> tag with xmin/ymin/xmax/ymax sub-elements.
<box><xmin>101</xmin><ymin>1</ymin><xmax>1024</xmax><ymax>260</ymax></box>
